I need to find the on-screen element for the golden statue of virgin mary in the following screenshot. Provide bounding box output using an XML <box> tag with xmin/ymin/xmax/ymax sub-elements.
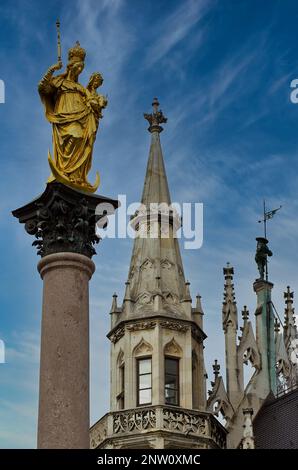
<box><xmin>38</xmin><ymin>41</ymin><xmax>107</xmax><ymax>193</ymax></box>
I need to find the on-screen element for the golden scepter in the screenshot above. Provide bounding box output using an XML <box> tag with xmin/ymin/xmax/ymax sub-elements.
<box><xmin>56</xmin><ymin>19</ymin><xmax>62</xmax><ymax>63</ymax></box>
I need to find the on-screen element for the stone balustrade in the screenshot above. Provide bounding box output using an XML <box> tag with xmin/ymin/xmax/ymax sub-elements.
<box><xmin>90</xmin><ymin>405</ymin><xmax>226</xmax><ymax>449</ymax></box>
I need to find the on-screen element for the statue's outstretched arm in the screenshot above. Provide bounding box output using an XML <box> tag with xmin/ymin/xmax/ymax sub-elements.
<box><xmin>38</xmin><ymin>61</ymin><xmax>63</xmax><ymax>95</ymax></box>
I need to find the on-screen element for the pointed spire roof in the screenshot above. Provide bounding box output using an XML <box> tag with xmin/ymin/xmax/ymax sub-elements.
<box><xmin>195</xmin><ymin>294</ymin><xmax>204</xmax><ymax>315</ymax></box>
<box><xmin>110</xmin><ymin>292</ymin><xmax>118</xmax><ymax>315</ymax></box>
<box><xmin>141</xmin><ymin>98</ymin><xmax>171</xmax><ymax>206</ymax></box>
<box><xmin>122</xmin><ymin>99</ymin><xmax>188</xmax><ymax>319</ymax></box>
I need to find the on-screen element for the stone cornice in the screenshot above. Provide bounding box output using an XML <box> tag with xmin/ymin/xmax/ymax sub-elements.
<box><xmin>107</xmin><ymin>314</ymin><xmax>206</xmax><ymax>344</ymax></box>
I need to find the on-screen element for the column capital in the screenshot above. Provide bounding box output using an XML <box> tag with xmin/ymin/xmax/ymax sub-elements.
<box><xmin>12</xmin><ymin>182</ymin><xmax>119</xmax><ymax>258</ymax></box>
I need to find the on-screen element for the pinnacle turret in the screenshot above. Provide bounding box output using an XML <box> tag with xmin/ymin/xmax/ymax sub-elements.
<box><xmin>284</xmin><ymin>286</ymin><xmax>297</xmax><ymax>348</ymax></box>
<box><xmin>222</xmin><ymin>263</ymin><xmax>238</xmax><ymax>332</ymax></box>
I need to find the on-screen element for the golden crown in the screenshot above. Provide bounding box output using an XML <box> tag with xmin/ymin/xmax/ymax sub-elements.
<box><xmin>68</xmin><ymin>41</ymin><xmax>86</xmax><ymax>62</ymax></box>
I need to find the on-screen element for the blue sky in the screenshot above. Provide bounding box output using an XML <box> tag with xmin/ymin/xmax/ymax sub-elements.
<box><xmin>1</xmin><ymin>0</ymin><xmax>298</xmax><ymax>448</ymax></box>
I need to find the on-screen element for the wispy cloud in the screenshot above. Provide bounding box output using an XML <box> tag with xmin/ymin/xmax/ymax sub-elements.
<box><xmin>64</xmin><ymin>0</ymin><xmax>135</xmax><ymax>93</ymax></box>
<box><xmin>6</xmin><ymin>331</ymin><xmax>40</xmax><ymax>364</ymax></box>
<box><xmin>144</xmin><ymin>0</ymin><xmax>211</xmax><ymax>67</ymax></box>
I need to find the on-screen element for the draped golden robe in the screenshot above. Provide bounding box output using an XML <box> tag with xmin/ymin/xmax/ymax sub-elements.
<box><xmin>39</xmin><ymin>75</ymin><xmax>100</xmax><ymax>191</ymax></box>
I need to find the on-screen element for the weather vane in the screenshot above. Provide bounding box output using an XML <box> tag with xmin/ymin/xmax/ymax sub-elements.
<box><xmin>255</xmin><ymin>200</ymin><xmax>281</xmax><ymax>281</ymax></box>
<box><xmin>258</xmin><ymin>200</ymin><xmax>282</xmax><ymax>239</ymax></box>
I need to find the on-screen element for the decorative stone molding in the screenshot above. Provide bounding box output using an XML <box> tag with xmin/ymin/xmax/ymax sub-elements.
<box><xmin>110</xmin><ymin>327</ymin><xmax>125</xmax><ymax>344</ymax></box>
<box><xmin>164</xmin><ymin>338</ymin><xmax>182</xmax><ymax>356</ymax></box>
<box><xmin>238</xmin><ymin>321</ymin><xmax>261</xmax><ymax>370</ymax></box>
<box><xmin>117</xmin><ymin>349</ymin><xmax>124</xmax><ymax>365</ymax></box>
<box><xmin>136</xmin><ymin>292</ymin><xmax>153</xmax><ymax>305</ymax></box>
<box><xmin>209</xmin><ymin>417</ymin><xmax>227</xmax><ymax>449</ymax></box>
<box><xmin>163</xmin><ymin>408</ymin><xmax>208</xmax><ymax>436</ymax></box>
<box><xmin>133</xmin><ymin>338</ymin><xmax>153</xmax><ymax>356</ymax></box>
<box><xmin>275</xmin><ymin>331</ymin><xmax>291</xmax><ymax>392</ymax></box>
<box><xmin>90</xmin><ymin>415</ymin><xmax>108</xmax><ymax>449</ymax></box>
<box><xmin>113</xmin><ymin>408</ymin><xmax>156</xmax><ymax>434</ymax></box>
<box><xmin>140</xmin><ymin>258</ymin><xmax>153</xmax><ymax>271</ymax></box>
<box><xmin>126</xmin><ymin>321</ymin><xmax>156</xmax><ymax>332</ymax></box>
<box><xmin>160</xmin><ymin>320</ymin><xmax>188</xmax><ymax>333</ymax></box>
<box><xmin>191</xmin><ymin>324</ymin><xmax>204</xmax><ymax>343</ymax></box>
<box><xmin>207</xmin><ymin>363</ymin><xmax>234</xmax><ymax>423</ymax></box>
<box><xmin>163</xmin><ymin>292</ymin><xmax>179</xmax><ymax>305</ymax></box>
<box><xmin>161</xmin><ymin>259</ymin><xmax>173</xmax><ymax>270</ymax></box>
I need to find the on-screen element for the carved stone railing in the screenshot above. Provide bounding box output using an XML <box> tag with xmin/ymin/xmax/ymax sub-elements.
<box><xmin>90</xmin><ymin>413</ymin><xmax>109</xmax><ymax>448</ymax></box>
<box><xmin>90</xmin><ymin>405</ymin><xmax>226</xmax><ymax>449</ymax></box>
<box><xmin>163</xmin><ymin>407</ymin><xmax>208</xmax><ymax>435</ymax></box>
<box><xmin>113</xmin><ymin>407</ymin><xmax>157</xmax><ymax>433</ymax></box>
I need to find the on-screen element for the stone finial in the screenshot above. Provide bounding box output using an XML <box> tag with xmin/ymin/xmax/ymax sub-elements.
<box><xmin>213</xmin><ymin>359</ymin><xmax>220</xmax><ymax>378</ymax></box>
<box><xmin>144</xmin><ymin>97</ymin><xmax>167</xmax><ymax>133</ymax></box>
<box><xmin>239</xmin><ymin>306</ymin><xmax>249</xmax><ymax>336</ymax></box>
<box><xmin>123</xmin><ymin>281</ymin><xmax>134</xmax><ymax>314</ymax></box>
<box><xmin>110</xmin><ymin>292</ymin><xmax>118</xmax><ymax>313</ymax></box>
<box><xmin>195</xmin><ymin>294</ymin><xmax>204</xmax><ymax>314</ymax></box>
<box><xmin>284</xmin><ymin>286</ymin><xmax>295</xmax><ymax>327</ymax></box>
<box><xmin>183</xmin><ymin>281</ymin><xmax>192</xmax><ymax>302</ymax></box>
<box><xmin>284</xmin><ymin>285</ymin><xmax>294</xmax><ymax>303</ymax></box>
<box><xmin>124</xmin><ymin>281</ymin><xmax>132</xmax><ymax>301</ymax></box>
<box><xmin>222</xmin><ymin>263</ymin><xmax>238</xmax><ymax>331</ymax></box>
<box><xmin>242</xmin><ymin>306</ymin><xmax>249</xmax><ymax>322</ymax></box>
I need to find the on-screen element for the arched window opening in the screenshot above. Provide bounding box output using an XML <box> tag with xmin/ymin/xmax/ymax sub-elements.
<box><xmin>165</xmin><ymin>357</ymin><xmax>179</xmax><ymax>406</ymax></box>
<box><xmin>137</xmin><ymin>357</ymin><xmax>152</xmax><ymax>406</ymax></box>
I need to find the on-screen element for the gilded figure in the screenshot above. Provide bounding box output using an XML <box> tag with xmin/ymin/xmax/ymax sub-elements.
<box><xmin>38</xmin><ymin>41</ymin><xmax>107</xmax><ymax>193</ymax></box>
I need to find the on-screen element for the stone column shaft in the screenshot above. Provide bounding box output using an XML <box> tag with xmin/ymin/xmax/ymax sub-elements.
<box><xmin>37</xmin><ymin>252</ymin><xmax>95</xmax><ymax>449</ymax></box>
<box><xmin>254</xmin><ymin>279</ymin><xmax>276</xmax><ymax>395</ymax></box>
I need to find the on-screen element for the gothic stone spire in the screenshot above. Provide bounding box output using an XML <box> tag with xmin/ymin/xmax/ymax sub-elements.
<box><xmin>222</xmin><ymin>263</ymin><xmax>241</xmax><ymax>409</ymax></box>
<box><xmin>125</xmin><ymin>99</ymin><xmax>188</xmax><ymax>319</ymax></box>
<box><xmin>141</xmin><ymin>98</ymin><xmax>171</xmax><ymax>206</ymax></box>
